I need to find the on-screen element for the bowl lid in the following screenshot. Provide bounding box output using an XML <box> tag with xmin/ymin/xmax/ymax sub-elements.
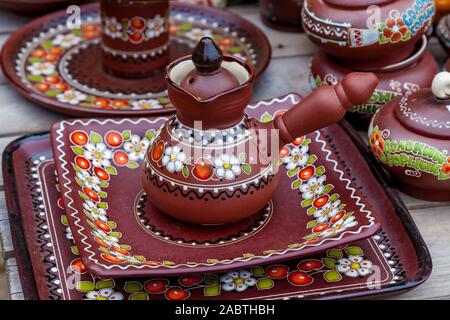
<box><xmin>323</xmin><ymin>0</ymin><xmax>395</xmax><ymax>8</ymax></box>
<box><xmin>394</xmin><ymin>72</ymin><xmax>450</xmax><ymax>139</ymax></box>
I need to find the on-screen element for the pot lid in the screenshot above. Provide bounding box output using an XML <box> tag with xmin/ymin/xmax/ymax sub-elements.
<box><xmin>323</xmin><ymin>0</ymin><xmax>395</xmax><ymax>8</ymax></box>
<box><xmin>394</xmin><ymin>72</ymin><xmax>450</xmax><ymax>139</ymax></box>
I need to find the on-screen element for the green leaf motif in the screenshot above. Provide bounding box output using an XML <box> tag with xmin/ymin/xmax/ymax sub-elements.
<box><xmin>61</xmin><ymin>215</ymin><xmax>69</xmax><ymax>226</ymax></box>
<box><xmin>41</xmin><ymin>41</ymin><xmax>53</xmax><ymax>50</ymax></box>
<box><xmin>89</xmin><ymin>132</ymin><xmax>103</xmax><ymax>144</ymax></box>
<box><xmin>329</xmin><ymin>193</ymin><xmax>340</xmax><ymax>202</ymax></box>
<box><xmin>242</xmin><ymin>164</ymin><xmax>252</xmax><ymax>175</ymax></box>
<box><xmin>204</xmin><ymin>274</ymin><xmax>219</xmax><ymax>285</ymax></box>
<box><xmin>146</xmin><ymin>130</ymin><xmax>155</xmax><ymax>142</ymax></box>
<box><xmin>119</xmin><ymin>244</ymin><xmax>131</xmax><ymax>251</ymax></box>
<box><xmin>126</xmin><ymin>161</ymin><xmax>139</xmax><ymax>169</ymax></box>
<box><xmin>178</xmin><ymin>23</ymin><xmax>193</xmax><ymax>31</ymax></box>
<box><xmin>124</xmin><ymin>281</ymin><xmax>143</xmax><ymax>293</ymax></box>
<box><xmin>96</xmin><ymin>279</ymin><xmax>115</xmax><ymax>290</ymax></box>
<box><xmin>291</xmin><ymin>179</ymin><xmax>302</xmax><ymax>189</ymax></box>
<box><xmin>323</xmin><ymin>270</ymin><xmax>342</xmax><ymax>283</ymax></box>
<box><xmin>71</xmin><ymin>146</ymin><xmax>85</xmax><ymax>156</ymax></box>
<box><xmin>180</xmin><ymin>166</ymin><xmax>189</xmax><ymax>178</ymax></box>
<box><xmin>75</xmin><ymin>177</ymin><xmax>84</xmax><ymax>187</ymax></box>
<box><xmin>71</xmin><ymin>246</ymin><xmax>79</xmax><ymax>256</ymax></box>
<box><xmin>45</xmin><ymin>90</ymin><xmax>59</xmax><ymax>97</ymax></box>
<box><xmin>256</xmin><ymin>278</ymin><xmax>274</xmax><ymax>290</ymax></box>
<box><xmin>316</xmin><ymin>166</ymin><xmax>326</xmax><ymax>176</ymax></box>
<box><xmin>134</xmin><ymin>256</ymin><xmax>146</xmax><ymax>262</ymax></box>
<box><xmin>28</xmin><ymin>57</ymin><xmax>43</xmax><ymax>64</ymax></box>
<box><xmin>122</xmin><ymin>130</ymin><xmax>131</xmax><ymax>140</ymax></box>
<box><xmin>27</xmin><ymin>75</ymin><xmax>43</xmax><ymax>82</ymax></box>
<box><xmin>287</xmin><ymin>167</ymin><xmax>299</xmax><ymax>178</ymax></box>
<box><xmin>105</xmin><ymin>166</ymin><xmax>118</xmax><ymax>175</ymax></box>
<box><xmin>301</xmin><ymin>197</ymin><xmax>314</xmax><ymax>207</ymax></box>
<box><xmin>345</xmin><ymin>246</ymin><xmax>363</xmax><ymax>256</ymax></box>
<box><xmin>97</xmin><ymin>202</ymin><xmax>108</xmax><ymax>209</ymax></box>
<box><xmin>251</xmin><ymin>266</ymin><xmax>265</xmax><ymax>276</ymax></box>
<box><xmin>322</xmin><ymin>258</ymin><xmax>336</xmax><ymax>269</ymax></box>
<box><xmin>307</xmin><ymin>207</ymin><xmax>316</xmax><ymax>216</ymax></box>
<box><xmin>128</xmin><ymin>292</ymin><xmax>149</xmax><ymax>300</ymax></box>
<box><xmin>76</xmin><ymin>281</ymin><xmax>96</xmax><ymax>292</ymax></box>
<box><xmin>204</xmin><ymin>284</ymin><xmax>221</xmax><ymax>297</ymax></box>
<box><xmin>99</xmin><ymin>181</ymin><xmax>109</xmax><ymax>188</ymax></box>
<box><xmin>98</xmin><ymin>191</ymin><xmax>107</xmax><ymax>198</ymax></box>
<box><xmin>78</xmin><ymin>191</ymin><xmax>89</xmax><ymax>201</ymax></box>
<box><xmin>306</xmin><ymin>155</ymin><xmax>318</xmax><ymax>164</ymax></box>
<box><xmin>323</xmin><ymin>184</ymin><xmax>334</xmax><ymax>194</ymax></box>
<box><xmin>260</xmin><ymin>112</ymin><xmax>273</xmax><ymax>123</ymax></box>
<box><xmin>326</xmin><ymin>249</ymin><xmax>343</xmax><ymax>259</ymax></box>
<box><xmin>108</xmin><ymin>232</ymin><xmax>122</xmax><ymax>238</ymax></box>
<box><xmin>107</xmin><ymin>221</ymin><xmax>117</xmax><ymax>229</ymax></box>
<box><xmin>306</xmin><ymin>220</ymin><xmax>318</xmax><ymax>229</ymax></box>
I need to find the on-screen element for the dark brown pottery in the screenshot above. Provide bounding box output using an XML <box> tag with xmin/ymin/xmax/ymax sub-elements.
<box><xmin>100</xmin><ymin>0</ymin><xmax>169</xmax><ymax>79</ymax></box>
<box><xmin>310</xmin><ymin>36</ymin><xmax>438</xmax><ymax>128</ymax></box>
<box><xmin>436</xmin><ymin>13</ymin><xmax>450</xmax><ymax>54</ymax></box>
<box><xmin>0</xmin><ymin>0</ymin><xmax>87</xmax><ymax>14</ymax></box>
<box><xmin>2</xmin><ymin>120</ymin><xmax>432</xmax><ymax>299</ymax></box>
<box><xmin>302</xmin><ymin>0</ymin><xmax>436</xmax><ymax>69</ymax></box>
<box><xmin>143</xmin><ymin>38</ymin><xmax>378</xmax><ymax>225</ymax></box>
<box><xmin>259</xmin><ymin>0</ymin><xmax>303</xmax><ymax>32</ymax></box>
<box><xmin>369</xmin><ymin>72</ymin><xmax>450</xmax><ymax>201</ymax></box>
<box><xmin>0</xmin><ymin>2</ymin><xmax>271</xmax><ymax>117</ymax></box>
<box><xmin>50</xmin><ymin>94</ymin><xmax>381</xmax><ymax>278</ymax></box>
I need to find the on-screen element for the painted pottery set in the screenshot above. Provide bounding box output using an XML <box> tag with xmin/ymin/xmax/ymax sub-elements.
<box><xmin>142</xmin><ymin>38</ymin><xmax>378</xmax><ymax>224</ymax></box>
<box><xmin>259</xmin><ymin>0</ymin><xmax>303</xmax><ymax>32</ymax></box>
<box><xmin>303</xmin><ymin>0</ymin><xmax>436</xmax><ymax>126</ymax></box>
<box><xmin>369</xmin><ymin>72</ymin><xmax>450</xmax><ymax>201</ymax></box>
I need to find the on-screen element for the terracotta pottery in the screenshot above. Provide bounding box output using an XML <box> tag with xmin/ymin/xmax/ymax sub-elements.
<box><xmin>0</xmin><ymin>0</ymin><xmax>87</xmax><ymax>14</ymax></box>
<box><xmin>0</xmin><ymin>2</ymin><xmax>271</xmax><ymax>117</ymax></box>
<box><xmin>50</xmin><ymin>94</ymin><xmax>382</xmax><ymax>278</ymax></box>
<box><xmin>435</xmin><ymin>0</ymin><xmax>450</xmax><ymax>19</ymax></box>
<box><xmin>302</xmin><ymin>0</ymin><xmax>436</xmax><ymax>69</ymax></box>
<box><xmin>259</xmin><ymin>0</ymin><xmax>303</xmax><ymax>32</ymax></box>
<box><xmin>143</xmin><ymin>38</ymin><xmax>378</xmax><ymax>225</ymax></box>
<box><xmin>436</xmin><ymin>13</ymin><xmax>450</xmax><ymax>54</ymax></box>
<box><xmin>3</xmin><ymin>122</ymin><xmax>432</xmax><ymax>299</ymax></box>
<box><xmin>100</xmin><ymin>0</ymin><xmax>169</xmax><ymax>78</ymax></box>
<box><xmin>369</xmin><ymin>72</ymin><xmax>450</xmax><ymax>201</ymax></box>
<box><xmin>310</xmin><ymin>36</ymin><xmax>438</xmax><ymax>128</ymax></box>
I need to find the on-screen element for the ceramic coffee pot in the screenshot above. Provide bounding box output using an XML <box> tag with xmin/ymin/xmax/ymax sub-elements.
<box><xmin>259</xmin><ymin>0</ymin><xmax>303</xmax><ymax>32</ymax></box>
<box><xmin>302</xmin><ymin>0</ymin><xmax>435</xmax><ymax>69</ymax></box>
<box><xmin>143</xmin><ymin>38</ymin><xmax>378</xmax><ymax>225</ymax></box>
<box><xmin>101</xmin><ymin>0</ymin><xmax>169</xmax><ymax>78</ymax></box>
<box><xmin>369</xmin><ymin>72</ymin><xmax>450</xmax><ymax>201</ymax></box>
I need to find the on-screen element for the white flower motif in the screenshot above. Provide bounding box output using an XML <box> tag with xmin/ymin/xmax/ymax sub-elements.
<box><xmin>65</xmin><ymin>226</ymin><xmax>74</xmax><ymax>241</ymax></box>
<box><xmin>336</xmin><ymin>256</ymin><xmax>373</xmax><ymax>277</ymax></box>
<box><xmin>185</xmin><ymin>28</ymin><xmax>213</xmax><ymax>42</ymax></box>
<box><xmin>103</xmin><ymin>17</ymin><xmax>122</xmax><ymax>39</ymax></box>
<box><xmin>27</xmin><ymin>62</ymin><xmax>55</xmax><ymax>76</ymax></box>
<box><xmin>77</xmin><ymin>170</ymin><xmax>101</xmax><ymax>192</ymax></box>
<box><xmin>52</xmin><ymin>33</ymin><xmax>81</xmax><ymax>48</ymax></box>
<box><xmin>109</xmin><ymin>250</ymin><xmax>142</xmax><ymax>264</ymax></box>
<box><xmin>83</xmin><ymin>143</ymin><xmax>113</xmax><ymax>168</ymax></box>
<box><xmin>319</xmin><ymin>215</ymin><xmax>358</xmax><ymax>238</ymax></box>
<box><xmin>123</xmin><ymin>135</ymin><xmax>150</xmax><ymax>161</ymax></box>
<box><xmin>131</xmin><ymin>99</ymin><xmax>162</xmax><ymax>110</ymax></box>
<box><xmin>220</xmin><ymin>270</ymin><xmax>256</xmax><ymax>292</ymax></box>
<box><xmin>85</xmin><ymin>288</ymin><xmax>123</xmax><ymax>300</ymax></box>
<box><xmin>146</xmin><ymin>15</ymin><xmax>166</xmax><ymax>38</ymax></box>
<box><xmin>161</xmin><ymin>145</ymin><xmax>186</xmax><ymax>173</ymax></box>
<box><xmin>83</xmin><ymin>200</ymin><xmax>108</xmax><ymax>222</ymax></box>
<box><xmin>214</xmin><ymin>154</ymin><xmax>241</xmax><ymax>180</ymax></box>
<box><xmin>56</xmin><ymin>90</ymin><xmax>87</xmax><ymax>105</ymax></box>
<box><xmin>283</xmin><ymin>145</ymin><xmax>309</xmax><ymax>170</ymax></box>
<box><xmin>92</xmin><ymin>229</ymin><xmax>119</xmax><ymax>248</ymax></box>
<box><xmin>314</xmin><ymin>199</ymin><xmax>341</xmax><ymax>223</ymax></box>
<box><xmin>300</xmin><ymin>175</ymin><xmax>326</xmax><ymax>200</ymax></box>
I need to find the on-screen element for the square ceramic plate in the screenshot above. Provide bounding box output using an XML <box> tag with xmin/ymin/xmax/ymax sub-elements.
<box><xmin>2</xmin><ymin>121</ymin><xmax>431</xmax><ymax>299</ymax></box>
<box><xmin>50</xmin><ymin>94</ymin><xmax>381</xmax><ymax>278</ymax></box>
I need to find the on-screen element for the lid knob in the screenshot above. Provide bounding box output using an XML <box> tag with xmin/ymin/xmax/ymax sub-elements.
<box><xmin>192</xmin><ymin>37</ymin><xmax>223</xmax><ymax>74</ymax></box>
<box><xmin>431</xmin><ymin>72</ymin><xmax>450</xmax><ymax>100</ymax></box>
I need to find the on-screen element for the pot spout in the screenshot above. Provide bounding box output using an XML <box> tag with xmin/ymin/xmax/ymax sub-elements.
<box><xmin>269</xmin><ymin>72</ymin><xmax>378</xmax><ymax>150</ymax></box>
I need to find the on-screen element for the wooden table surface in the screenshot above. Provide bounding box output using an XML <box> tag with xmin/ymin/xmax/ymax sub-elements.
<box><xmin>0</xmin><ymin>3</ymin><xmax>449</xmax><ymax>300</ymax></box>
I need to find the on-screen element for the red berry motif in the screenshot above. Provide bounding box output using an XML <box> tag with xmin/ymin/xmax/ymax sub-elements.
<box><xmin>75</xmin><ymin>156</ymin><xmax>91</xmax><ymax>170</ymax></box>
<box><xmin>330</xmin><ymin>211</ymin><xmax>345</xmax><ymax>223</ymax></box>
<box><xmin>279</xmin><ymin>146</ymin><xmax>289</xmax><ymax>158</ymax></box>
<box><xmin>70</xmin><ymin>258</ymin><xmax>86</xmax><ymax>274</ymax></box>
<box><xmin>93</xmin><ymin>98</ymin><xmax>110</xmax><ymax>108</ymax></box>
<box><xmin>312</xmin><ymin>223</ymin><xmax>329</xmax><ymax>233</ymax></box>
<box><xmin>165</xmin><ymin>287</ymin><xmax>190</xmax><ymax>300</ymax></box>
<box><xmin>144</xmin><ymin>279</ymin><xmax>169</xmax><ymax>294</ymax></box>
<box><xmin>101</xmin><ymin>253</ymin><xmax>124</xmax><ymax>263</ymax></box>
<box><xmin>131</xmin><ymin>18</ymin><xmax>146</xmax><ymax>30</ymax></box>
<box><xmin>288</xmin><ymin>271</ymin><xmax>313</xmax><ymax>286</ymax></box>
<box><xmin>313</xmin><ymin>194</ymin><xmax>329</xmax><ymax>208</ymax></box>
<box><xmin>298</xmin><ymin>166</ymin><xmax>315</xmax><ymax>180</ymax></box>
<box><xmin>152</xmin><ymin>141</ymin><xmax>164</xmax><ymax>161</ymax></box>
<box><xmin>70</xmin><ymin>131</ymin><xmax>88</xmax><ymax>146</ymax></box>
<box><xmin>94</xmin><ymin>220</ymin><xmax>111</xmax><ymax>233</ymax></box>
<box><xmin>94</xmin><ymin>167</ymin><xmax>110</xmax><ymax>181</ymax></box>
<box><xmin>297</xmin><ymin>260</ymin><xmax>323</xmax><ymax>272</ymax></box>
<box><xmin>114</xmin><ymin>151</ymin><xmax>129</xmax><ymax>166</ymax></box>
<box><xmin>266</xmin><ymin>265</ymin><xmax>289</xmax><ymax>279</ymax></box>
<box><xmin>83</xmin><ymin>187</ymin><xmax>100</xmax><ymax>202</ymax></box>
<box><xmin>193</xmin><ymin>160</ymin><xmax>213</xmax><ymax>180</ymax></box>
<box><xmin>179</xmin><ymin>275</ymin><xmax>203</xmax><ymax>287</ymax></box>
<box><xmin>129</xmin><ymin>32</ymin><xmax>143</xmax><ymax>43</ymax></box>
<box><xmin>442</xmin><ymin>163</ymin><xmax>450</xmax><ymax>175</ymax></box>
<box><xmin>105</xmin><ymin>131</ymin><xmax>123</xmax><ymax>147</ymax></box>
<box><xmin>111</xmin><ymin>247</ymin><xmax>130</xmax><ymax>256</ymax></box>
<box><xmin>292</xmin><ymin>136</ymin><xmax>305</xmax><ymax>146</ymax></box>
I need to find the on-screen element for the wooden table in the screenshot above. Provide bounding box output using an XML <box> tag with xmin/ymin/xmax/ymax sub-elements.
<box><xmin>0</xmin><ymin>4</ymin><xmax>449</xmax><ymax>300</ymax></box>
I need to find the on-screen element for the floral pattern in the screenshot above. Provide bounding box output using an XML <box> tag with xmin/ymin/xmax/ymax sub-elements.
<box><xmin>369</xmin><ymin>126</ymin><xmax>385</xmax><ymax>159</ymax></box>
<box><xmin>336</xmin><ymin>255</ymin><xmax>373</xmax><ymax>277</ymax></box>
<box><xmin>20</xmin><ymin>14</ymin><xmax>254</xmax><ymax>111</ymax></box>
<box><xmin>379</xmin><ymin>17</ymin><xmax>410</xmax><ymax>43</ymax></box>
<box><xmin>86</xmin><ymin>288</ymin><xmax>124</xmax><ymax>300</ymax></box>
<box><xmin>162</xmin><ymin>145</ymin><xmax>187</xmax><ymax>173</ymax></box>
<box><xmin>283</xmin><ymin>145</ymin><xmax>309</xmax><ymax>170</ymax></box>
<box><xmin>214</xmin><ymin>154</ymin><xmax>242</xmax><ymax>180</ymax></box>
<box><xmin>220</xmin><ymin>271</ymin><xmax>256</xmax><ymax>292</ymax></box>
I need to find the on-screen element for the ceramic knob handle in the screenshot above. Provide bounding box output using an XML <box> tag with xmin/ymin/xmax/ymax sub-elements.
<box><xmin>431</xmin><ymin>72</ymin><xmax>450</xmax><ymax>100</ymax></box>
<box><xmin>274</xmin><ymin>72</ymin><xmax>378</xmax><ymax>144</ymax></box>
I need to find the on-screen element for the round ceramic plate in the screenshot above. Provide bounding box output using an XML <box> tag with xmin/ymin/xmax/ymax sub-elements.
<box><xmin>1</xmin><ymin>2</ymin><xmax>271</xmax><ymax>116</ymax></box>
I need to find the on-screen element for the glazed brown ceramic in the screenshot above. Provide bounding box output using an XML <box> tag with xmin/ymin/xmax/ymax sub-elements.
<box><xmin>0</xmin><ymin>2</ymin><xmax>271</xmax><ymax>117</ymax></box>
<box><xmin>0</xmin><ymin>0</ymin><xmax>87</xmax><ymax>14</ymax></box>
<box><xmin>302</xmin><ymin>0</ymin><xmax>436</xmax><ymax>69</ymax></box>
<box><xmin>100</xmin><ymin>0</ymin><xmax>169</xmax><ymax>78</ymax></box>
<box><xmin>143</xmin><ymin>38</ymin><xmax>378</xmax><ymax>225</ymax></box>
<box><xmin>436</xmin><ymin>13</ymin><xmax>450</xmax><ymax>54</ymax></box>
<box><xmin>435</xmin><ymin>0</ymin><xmax>450</xmax><ymax>19</ymax></box>
<box><xmin>50</xmin><ymin>94</ymin><xmax>382</xmax><ymax>278</ymax></box>
<box><xmin>3</xmin><ymin>121</ymin><xmax>432</xmax><ymax>299</ymax></box>
<box><xmin>369</xmin><ymin>72</ymin><xmax>450</xmax><ymax>201</ymax></box>
<box><xmin>259</xmin><ymin>0</ymin><xmax>303</xmax><ymax>32</ymax></box>
<box><xmin>311</xmin><ymin>36</ymin><xmax>438</xmax><ymax>128</ymax></box>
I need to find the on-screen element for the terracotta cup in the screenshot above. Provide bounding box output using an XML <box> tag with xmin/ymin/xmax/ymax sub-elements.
<box><xmin>100</xmin><ymin>0</ymin><xmax>169</xmax><ymax>78</ymax></box>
